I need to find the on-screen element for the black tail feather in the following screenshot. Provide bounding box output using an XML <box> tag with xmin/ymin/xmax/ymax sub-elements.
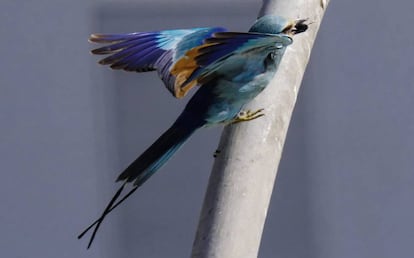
<box><xmin>77</xmin><ymin>185</ymin><xmax>138</xmax><ymax>243</ymax></box>
<box><xmin>78</xmin><ymin>182</ymin><xmax>132</xmax><ymax>249</ymax></box>
<box><xmin>79</xmin><ymin>116</ymin><xmax>203</xmax><ymax>248</ymax></box>
<box><xmin>116</xmin><ymin>120</ymin><xmax>200</xmax><ymax>185</ymax></box>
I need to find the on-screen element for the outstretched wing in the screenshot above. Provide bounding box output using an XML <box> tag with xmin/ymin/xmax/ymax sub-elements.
<box><xmin>170</xmin><ymin>32</ymin><xmax>293</xmax><ymax>97</ymax></box>
<box><xmin>89</xmin><ymin>27</ymin><xmax>226</xmax><ymax>97</ymax></box>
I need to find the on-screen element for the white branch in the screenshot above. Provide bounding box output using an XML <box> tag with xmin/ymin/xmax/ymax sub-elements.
<box><xmin>191</xmin><ymin>0</ymin><xmax>330</xmax><ymax>257</ymax></box>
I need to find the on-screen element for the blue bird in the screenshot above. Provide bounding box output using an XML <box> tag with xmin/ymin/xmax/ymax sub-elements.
<box><xmin>78</xmin><ymin>15</ymin><xmax>308</xmax><ymax>248</ymax></box>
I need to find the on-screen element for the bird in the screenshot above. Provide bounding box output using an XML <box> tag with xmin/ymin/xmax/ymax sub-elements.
<box><xmin>78</xmin><ymin>15</ymin><xmax>308</xmax><ymax>248</ymax></box>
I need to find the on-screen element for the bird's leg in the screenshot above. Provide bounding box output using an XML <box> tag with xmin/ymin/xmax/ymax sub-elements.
<box><xmin>231</xmin><ymin>108</ymin><xmax>265</xmax><ymax>124</ymax></box>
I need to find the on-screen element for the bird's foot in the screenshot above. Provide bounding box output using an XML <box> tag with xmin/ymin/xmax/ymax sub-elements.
<box><xmin>231</xmin><ymin>108</ymin><xmax>265</xmax><ymax>124</ymax></box>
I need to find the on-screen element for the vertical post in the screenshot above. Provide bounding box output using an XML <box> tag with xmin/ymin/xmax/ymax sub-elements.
<box><xmin>191</xmin><ymin>1</ymin><xmax>330</xmax><ymax>257</ymax></box>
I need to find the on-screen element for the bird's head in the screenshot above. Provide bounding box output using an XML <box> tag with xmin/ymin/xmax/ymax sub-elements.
<box><xmin>249</xmin><ymin>15</ymin><xmax>308</xmax><ymax>36</ymax></box>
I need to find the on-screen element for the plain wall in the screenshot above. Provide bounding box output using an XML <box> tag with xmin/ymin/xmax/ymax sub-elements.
<box><xmin>1</xmin><ymin>1</ymin><xmax>413</xmax><ymax>258</ymax></box>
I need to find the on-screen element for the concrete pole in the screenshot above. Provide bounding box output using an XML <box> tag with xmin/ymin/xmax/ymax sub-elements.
<box><xmin>191</xmin><ymin>1</ymin><xmax>330</xmax><ymax>257</ymax></box>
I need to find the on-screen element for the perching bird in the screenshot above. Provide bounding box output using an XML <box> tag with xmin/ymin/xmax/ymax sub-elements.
<box><xmin>78</xmin><ymin>15</ymin><xmax>308</xmax><ymax>248</ymax></box>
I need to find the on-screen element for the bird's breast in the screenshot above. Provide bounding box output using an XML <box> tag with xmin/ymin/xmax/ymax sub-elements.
<box><xmin>215</xmin><ymin>67</ymin><xmax>276</xmax><ymax>101</ymax></box>
<box><xmin>202</xmin><ymin>70</ymin><xmax>276</xmax><ymax>125</ymax></box>
<box><xmin>197</xmin><ymin>51</ymin><xmax>281</xmax><ymax>125</ymax></box>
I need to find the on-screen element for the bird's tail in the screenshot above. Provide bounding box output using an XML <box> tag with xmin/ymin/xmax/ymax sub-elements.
<box><xmin>118</xmin><ymin>119</ymin><xmax>201</xmax><ymax>186</ymax></box>
<box><xmin>78</xmin><ymin>118</ymin><xmax>202</xmax><ymax>248</ymax></box>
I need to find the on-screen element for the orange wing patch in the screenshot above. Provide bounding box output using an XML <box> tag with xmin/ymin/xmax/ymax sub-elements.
<box><xmin>171</xmin><ymin>42</ymin><xmax>217</xmax><ymax>98</ymax></box>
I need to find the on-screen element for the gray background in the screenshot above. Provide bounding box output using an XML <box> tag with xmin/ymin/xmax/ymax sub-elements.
<box><xmin>1</xmin><ymin>0</ymin><xmax>413</xmax><ymax>258</ymax></box>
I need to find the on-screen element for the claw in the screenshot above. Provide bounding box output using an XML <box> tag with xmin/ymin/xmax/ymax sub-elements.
<box><xmin>231</xmin><ymin>108</ymin><xmax>265</xmax><ymax>124</ymax></box>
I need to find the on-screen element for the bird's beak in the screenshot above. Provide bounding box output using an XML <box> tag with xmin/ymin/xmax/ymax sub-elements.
<box><xmin>292</xmin><ymin>19</ymin><xmax>308</xmax><ymax>34</ymax></box>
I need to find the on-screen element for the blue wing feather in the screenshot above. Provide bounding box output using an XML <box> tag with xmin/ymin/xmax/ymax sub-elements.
<box><xmin>195</xmin><ymin>32</ymin><xmax>286</xmax><ymax>66</ymax></box>
<box><xmin>98</xmin><ymin>41</ymin><xmax>157</xmax><ymax>67</ymax></box>
<box><xmin>174</xmin><ymin>27</ymin><xmax>226</xmax><ymax>59</ymax></box>
<box><xmin>89</xmin><ymin>33</ymin><xmax>144</xmax><ymax>43</ymax></box>
<box><xmin>89</xmin><ymin>27</ymin><xmax>226</xmax><ymax>97</ymax></box>
<box><xmin>125</xmin><ymin>48</ymin><xmax>165</xmax><ymax>71</ymax></box>
<box><xmin>114</xmin><ymin>46</ymin><xmax>159</xmax><ymax>67</ymax></box>
<box><xmin>176</xmin><ymin>32</ymin><xmax>292</xmax><ymax>87</ymax></box>
<box><xmin>90</xmin><ymin>34</ymin><xmax>158</xmax><ymax>54</ymax></box>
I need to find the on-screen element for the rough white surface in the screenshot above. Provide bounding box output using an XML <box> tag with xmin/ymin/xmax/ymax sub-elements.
<box><xmin>191</xmin><ymin>0</ymin><xmax>330</xmax><ymax>257</ymax></box>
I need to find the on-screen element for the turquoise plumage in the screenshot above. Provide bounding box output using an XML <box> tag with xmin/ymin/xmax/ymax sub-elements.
<box><xmin>79</xmin><ymin>15</ymin><xmax>308</xmax><ymax>248</ymax></box>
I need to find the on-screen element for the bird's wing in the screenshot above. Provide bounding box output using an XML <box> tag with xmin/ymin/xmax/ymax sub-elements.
<box><xmin>170</xmin><ymin>32</ymin><xmax>293</xmax><ymax>97</ymax></box>
<box><xmin>89</xmin><ymin>27</ymin><xmax>226</xmax><ymax>97</ymax></box>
